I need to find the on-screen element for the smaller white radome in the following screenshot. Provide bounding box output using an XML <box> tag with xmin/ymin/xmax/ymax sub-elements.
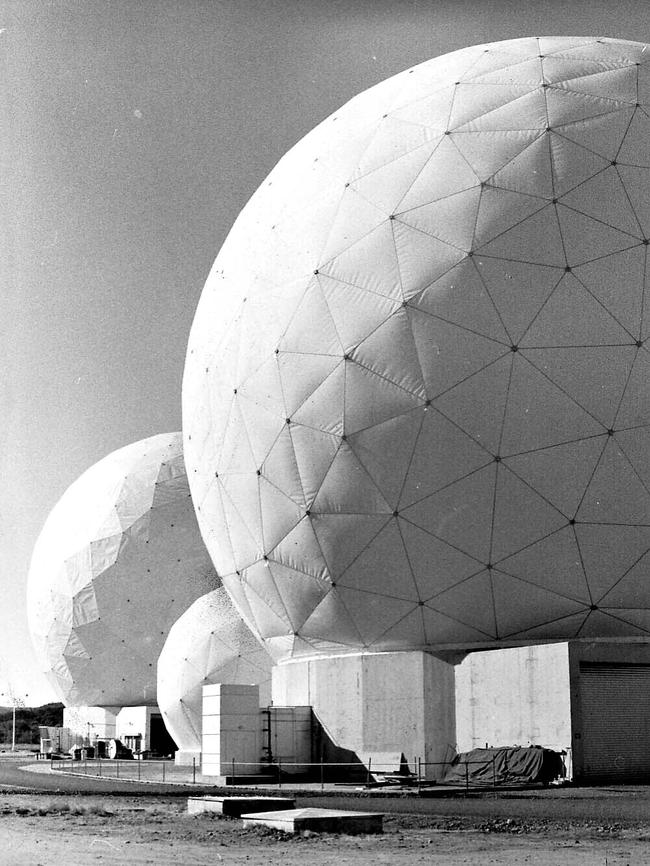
<box><xmin>157</xmin><ymin>588</ymin><xmax>273</xmax><ymax>756</ymax></box>
<box><xmin>27</xmin><ymin>433</ymin><xmax>219</xmax><ymax>708</ymax></box>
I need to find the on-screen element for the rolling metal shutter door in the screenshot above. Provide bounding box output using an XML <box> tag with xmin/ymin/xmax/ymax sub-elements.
<box><xmin>579</xmin><ymin>663</ymin><xmax>650</xmax><ymax>781</ymax></box>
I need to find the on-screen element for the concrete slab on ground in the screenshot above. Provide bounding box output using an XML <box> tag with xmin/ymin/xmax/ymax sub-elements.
<box><xmin>188</xmin><ymin>795</ymin><xmax>295</xmax><ymax>816</ymax></box>
<box><xmin>241</xmin><ymin>807</ymin><xmax>383</xmax><ymax>834</ymax></box>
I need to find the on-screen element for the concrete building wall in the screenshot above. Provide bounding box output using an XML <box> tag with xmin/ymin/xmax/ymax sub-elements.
<box><xmin>455</xmin><ymin>644</ymin><xmax>572</xmax><ymax>756</ymax></box>
<box><xmin>272</xmin><ymin>651</ymin><xmax>456</xmax><ymax>778</ymax></box>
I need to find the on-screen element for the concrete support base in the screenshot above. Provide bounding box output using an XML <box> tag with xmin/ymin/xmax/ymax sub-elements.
<box><xmin>454</xmin><ymin>643</ymin><xmax>572</xmax><ymax>757</ymax></box>
<box><xmin>187</xmin><ymin>796</ymin><xmax>295</xmax><ymax>816</ymax></box>
<box><xmin>241</xmin><ymin>807</ymin><xmax>383</xmax><ymax>835</ymax></box>
<box><xmin>272</xmin><ymin>651</ymin><xmax>456</xmax><ymax>780</ymax></box>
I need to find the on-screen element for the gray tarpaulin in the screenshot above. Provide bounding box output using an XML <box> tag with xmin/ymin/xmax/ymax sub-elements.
<box><xmin>442</xmin><ymin>746</ymin><xmax>566</xmax><ymax>786</ymax></box>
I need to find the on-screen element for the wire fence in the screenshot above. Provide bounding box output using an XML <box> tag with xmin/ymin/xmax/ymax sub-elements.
<box><xmin>49</xmin><ymin>753</ymin><xmax>566</xmax><ymax>792</ymax></box>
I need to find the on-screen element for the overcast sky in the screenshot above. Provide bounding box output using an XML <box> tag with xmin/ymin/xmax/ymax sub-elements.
<box><xmin>4</xmin><ymin>0</ymin><xmax>650</xmax><ymax>705</ymax></box>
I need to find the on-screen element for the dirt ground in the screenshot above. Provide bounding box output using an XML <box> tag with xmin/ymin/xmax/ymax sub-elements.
<box><xmin>0</xmin><ymin>793</ymin><xmax>649</xmax><ymax>866</ymax></box>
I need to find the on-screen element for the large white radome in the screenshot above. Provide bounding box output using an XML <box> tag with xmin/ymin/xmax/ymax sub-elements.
<box><xmin>28</xmin><ymin>433</ymin><xmax>220</xmax><ymax>706</ymax></box>
<box><xmin>183</xmin><ymin>37</ymin><xmax>650</xmax><ymax>662</ymax></box>
<box><xmin>157</xmin><ymin>588</ymin><xmax>272</xmax><ymax>757</ymax></box>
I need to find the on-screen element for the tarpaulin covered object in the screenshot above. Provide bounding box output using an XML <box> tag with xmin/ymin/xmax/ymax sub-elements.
<box><xmin>157</xmin><ymin>587</ymin><xmax>272</xmax><ymax>755</ymax></box>
<box><xmin>27</xmin><ymin>433</ymin><xmax>219</xmax><ymax>707</ymax></box>
<box><xmin>184</xmin><ymin>37</ymin><xmax>650</xmax><ymax>664</ymax></box>
<box><xmin>442</xmin><ymin>746</ymin><xmax>566</xmax><ymax>786</ymax></box>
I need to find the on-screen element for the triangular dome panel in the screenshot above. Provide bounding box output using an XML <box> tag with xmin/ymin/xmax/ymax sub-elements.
<box><xmin>399</xmin><ymin>407</ymin><xmax>493</xmax><ymax>506</ymax></box>
<box><xmin>451</xmin><ymin>129</ymin><xmax>543</xmax><ymax>182</ymax></box>
<box><xmin>312</xmin><ymin>443</ymin><xmax>391</xmax><ymax>514</ymax></box>
<box><xmin>489</xmin><ymin>134</ymin><xmax>554</xmax><ymax>198</ymax></box>
<box><xmin>344</xmin><ymin>361</ymin><xmax>424</xmax><ymax>435</ymax></box>
<box><xmin>319</xmin><ymin>221</ymin><xmax>404</xmax><ymax>301</ymax></box>
<box><xmin>474</xmin><ymin>186</ymin><xmax>549</xmax><ymax>245</ymax></box>
<box><xmin>398</xmin><ymin>519</ymin><xmax>483</xmax><ymax>598</ymax></box>
<box><xmin>320</xmin><ymin>277</ymin><xmax>398</xmax><ymax>354</ymax></box>
<box><xmin>576</xmin><ymin>438</ymin><xmax>650</xmax><ymax>524</ymax></box>
<box><xmin>398</xmin><ymin>187</ymin><xmax>482</xmax><ymax>251</ymax></box>
<box><xmin>310</xmin><ymin>513</ymin><xmax>390</xmax><ymax>579</ymax></box>
<box><xmin>573</xmin><ymin>246</ymin><xmax>645</xmax><ymax>338</ymax></box>
<box><xmin>496</xmin><ymin>526</ymin><xmax>591</xmax><ymax>602</ymax></box>
<box><xmin>500</xmin><ymin>355</ymin><xmax>604</xmax><ymax>454</ymax></box>
<box><xmin>521</xmin><ymin>346</ymin><xmax>636</xmax><ymax>428</ymax></box>
<box><xmin>338</xmin><ymin>520</ymin><xmax>419</xmax><ymax>600</ymax></box>
<box><xmin>493</xmin><ymin>569</ymin><xmax>587</xmax><ymax>637</ymax></box>
<box><xmin>554</xmin><ymin>107</ymin><xmax>635</xmax><ymax>161</ymax></box>
<box><xmin>393</xmin><ymin>221</ymin><xmax>467</xmax><ymax>298</ymax></box>
<box><xmin>351</xmin><ymin>140</ymin><xmax>443</xmax><ymax>215</ymax></box>
<box><xmin>409</xmin><ymin>307</ymin><xmax>507</xmax><ymax>399</ymax></box>
<box><xmin>290</xmin><ymin>425</ymin><xmax>341</xmax><ymax>506</ymax></box>
<box><xmin>575</xmin><ymin>523</ymin><xmax>650</xmax><ymax>602</ymax></box>
<box><xmin>291</xmin><ymin>362</ymin><xmax>345</xmax><ymax>435</ymax></box>
<box><xmin>352</xmin><ymin>308</ymin><xmax>427</xmax><ymax>398</ymax></box>
<box><xmin>412</xmin><ymin>257</ymin><xmax>509</xmax><ymax>342</ymax></box>
<box><xmin>476</xmin><ymin>204</ymin><xmax>566</xmax><ymax>265</ymax></box>
<box><xmin>349</xmin><ymin>410</ymin><xmax>424</xmax><ymax>508</ymax></box>
<box><xmin>396</xmin><ymin>136</ymin><xmax>479</xmax><ymax>212</ymax></box>
<box><xmin>615</xmin><ymin>347</ymin><xmax>650</xmax><ymax>426</ymax></box>
<box><xmin>475</xmin><ymin>257</ymin><xmax>562</xmax><ymax>342</ymax></box>
<box><xmin>400</xmin><ymin>463</ymin><xmax>496</xmax><ymax>561</ymax></box>
<box><xmin>426</xmin><ymin>570</ymin><xmax>497</xmax><ymax>637</ymax></box>
<box><xmin>279</xmin><ymin>279</ymin><xmax>343</xmax><ymax>355</ymax></box>
<box><xmin>504</xmin><ymin>436</ymin><xmax>605</xmax><ymax>517</ymax></box>
<box><xmin>557</xmin><ymin>205</ymin><xmax>639</xmax><ymax>267</ymax></box>
<box><xmin>491</xmin><ymin>465</ymin><xmax>567</xmax><ymax>561</ymax></box>
<box><xmin>433</xmin><ymin>354</ymin><xmax>512</xmax><ymax>455</ymax></box>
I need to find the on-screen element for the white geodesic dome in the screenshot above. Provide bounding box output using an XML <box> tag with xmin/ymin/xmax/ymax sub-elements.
<box><xmin>157</xmin><ymin>588</ymin><xmax>272</xmax><ymax>756</ymax></box>
<box><xmin>27</xmin><ymin>433</ymin><xmax>220</xmax><ymax>707</ymax></box>
<box><xmin>183</xmin><ymin>37</ymin><xmax>650</xmax><ymax>662</ymax></box>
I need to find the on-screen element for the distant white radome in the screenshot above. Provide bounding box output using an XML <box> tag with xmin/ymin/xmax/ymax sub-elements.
<box><xmin>27</xmin><ymin>433</ymin><xmax>219</xmax><ymax>707</ymax></box>
<box><xmin>157</xmin><ymin>588</ymin><xmax>272</xmax><ymax>758</ymax></box>
<box><xmin>183</xmin><ymin>37</ymin><xmax>650</xmax><ymax>662</ymax></box>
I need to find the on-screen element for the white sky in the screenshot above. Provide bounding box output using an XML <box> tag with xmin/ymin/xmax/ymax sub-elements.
<box><xmin>4</xmin><ymin>0</ymin><xmax>650</xmax><ymax>705</ymax></box>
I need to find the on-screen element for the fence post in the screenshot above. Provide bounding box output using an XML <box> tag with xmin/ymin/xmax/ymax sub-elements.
<box><xmin>116</xmin><ymin>760</ymin><xmax>120</xmax><ymax>779</ymax></box>
<box><xmin>278</xmin><ymin>759</ymin><xmax>282</xmax><ymax>789</ymax></box>
<box><xmin>99</xmin><ymin>757</ymin><xmax>102</xmax><ymax>777</ymax></box>
<box><xmin>137</xmin><ymin>759</ymin><xmax>141</xmax><ymax>782</ymax></box>
<box><xmin>367</xmin><ymin>757</ymin><xmax>372</xmax><ymax>786</ymax></box>
<box><xmin>192</xmin><ymin>757</ymin><xmax>196</xmax><ymax>785</ymax></box>
<box><xmin>162</xmin><ymin>760</ymin><xmax>166</xmax><ymax>783</ymax></box>
<box><xmin>417</xmin><ymin>757</ymin><xmax>422</xmax><ymax>791</ymax></box>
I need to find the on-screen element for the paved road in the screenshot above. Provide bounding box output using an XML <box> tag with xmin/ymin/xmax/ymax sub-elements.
<box><xmin>0</xmin><ymin>756</ymin><xmax>212</xmax><ymax>797</ymax></box>
<box><xmin>1</xmin><ymin>757</ymin><xmax>650</xmax><ymax>826</ymax></box>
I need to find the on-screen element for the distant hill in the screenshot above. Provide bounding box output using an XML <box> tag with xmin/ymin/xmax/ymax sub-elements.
<box><xmin>0</xmin><ymin>703</ymin><xmax>64</xmax><ymax>745</ymax></box>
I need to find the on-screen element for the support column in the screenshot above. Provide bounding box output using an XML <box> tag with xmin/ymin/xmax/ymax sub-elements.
<box><xmin>272</xmin><ymin>651</ymin><xmax>456</xmax><ymax>779</ymax></box>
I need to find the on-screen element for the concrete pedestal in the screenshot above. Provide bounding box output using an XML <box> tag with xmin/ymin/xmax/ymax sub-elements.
<box><xmin>455</xmin><ymin>643</ymin><xmax>572</xmax><ymax>756</ymax></box>
<box><xmin>241</xmin><ymin>807</ymin><xmax>383</xmax><ymax>834</ymax></box>
<box><xmin>201</xmin><ymin>683</ymin><xmax>261</xmax><ymax>777</ymax></box>
<box><xmin>188</xmin><ymin>796</ymin><xmax>295</xmax><ymax>816</ymax></box>
<box><xmin>272</xmin><ymin>651</ymin><xmax>456</xmax><ymax>780</ymax></box>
